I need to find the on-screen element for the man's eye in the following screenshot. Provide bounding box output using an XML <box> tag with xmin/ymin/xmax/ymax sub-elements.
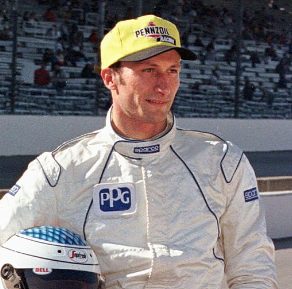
<box><xmin>143</xmin><ymin>68</ymin><xmax>154</xmax><ymax>72</ymax></box>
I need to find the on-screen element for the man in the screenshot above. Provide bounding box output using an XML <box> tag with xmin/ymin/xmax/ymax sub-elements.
<box><xmin>51</xmin><ymin>63</ymin><xmax>67</xmax><ymax>94</ymax></box>
<box><xmin>0</xmin><ymin>15</ymin><xmax>278</xmax><ymax>288</ymax></box>
<box><xmin>243</xmin><ymin>76</ymin><xmax>255</xmax><ymax>101</ymax></box>
<box><xmin>33</xmin><ymin>63</ymin><xmax>50</xmax><ymax>86</ymax></box>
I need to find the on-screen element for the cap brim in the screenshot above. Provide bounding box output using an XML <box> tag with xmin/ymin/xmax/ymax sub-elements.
<box><xmin>120</xmin><ymin>46</ymin><xmax>197</xmax><ymax>62</ymax></box>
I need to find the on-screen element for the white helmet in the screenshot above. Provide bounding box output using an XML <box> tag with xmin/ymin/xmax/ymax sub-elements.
<box><xmin>0</xmin><ymin>226</ymin><xmax>105</xmax><ymax>289</ymax></box>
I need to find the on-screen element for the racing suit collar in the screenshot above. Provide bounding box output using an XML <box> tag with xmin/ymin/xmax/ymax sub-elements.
<box><xmin>105</xmin><ymin>108</ymin><xmax>176</xmax><ymax>159</ymax></box>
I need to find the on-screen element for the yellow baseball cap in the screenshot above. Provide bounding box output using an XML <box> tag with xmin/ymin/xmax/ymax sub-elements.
<box><xmin>100</xmin><ymin>14</ymin><xmax>197</xmax><ymax>69</ymax></box>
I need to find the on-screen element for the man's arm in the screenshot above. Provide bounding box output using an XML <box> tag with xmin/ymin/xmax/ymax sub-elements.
<box><xmin>0</xmin><ymin>157</ymin><xmax>58</xmax><ymax>244</ymax></box>
<box><xmin>221</xmin><ymin>154</ymin><xmax>278</xmax><ymax>289</ymax></box>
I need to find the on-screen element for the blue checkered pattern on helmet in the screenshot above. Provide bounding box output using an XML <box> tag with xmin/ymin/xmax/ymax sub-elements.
<box><xmin>19</xmin><ymin>226</ymin><xmax>87</xmax><ymax>246</ymax></box>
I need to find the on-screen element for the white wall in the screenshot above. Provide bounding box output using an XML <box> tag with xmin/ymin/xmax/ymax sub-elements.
<box><xmin>1</xmin><ymin>115</ymin><xmax>292</xmax><ymax>155</ymax></box>
<box><xmin>261</xmin><ymin>191</ymin><xmax>292</xmax><ymax>239</ymax></box>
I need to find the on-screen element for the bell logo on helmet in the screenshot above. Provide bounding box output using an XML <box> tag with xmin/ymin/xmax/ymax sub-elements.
<box><xmin>33</xmin><ymin>268</ymin><xmax>52</xmax><ymax>275</ymax></box>
<box><xmin>68</xmin><ymin>250</ymin><xmax>88</xmax><ymax>263</ymax></box>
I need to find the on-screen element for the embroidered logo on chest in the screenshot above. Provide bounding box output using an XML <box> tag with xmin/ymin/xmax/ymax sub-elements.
<box><xmin>93</xmin><ymin>183</ymin><xmax>136</xmax><ymax>216</ymax></box>
<box><xmin>133</xmin><ymin>144</ymin><xmax>160</xmax><ymax>154</ymax></box>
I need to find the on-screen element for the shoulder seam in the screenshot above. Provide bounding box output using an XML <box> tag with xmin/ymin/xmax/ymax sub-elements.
<box><xmin>177</xmin><ymin>127</ymin><xmax>226</xmax><ymax>142</ymax></box>
<box><xmin>220</xmin><ymin>144</ymin><xmax>244</xmax><ymax>183</ymax></box>
<box><xmin>177</xmin><ymin>128</ymin><xmax>243</xmax><ymax>183</ymax></box>
<box><xmin>52</xmin><ymin>130</ymin><xmax>98</xmax><ymax>154</ymax></box>
<box><xmin>36</xmin><ymin>153</ymin><xmax>61</xmax><ymax>187</ymax></box>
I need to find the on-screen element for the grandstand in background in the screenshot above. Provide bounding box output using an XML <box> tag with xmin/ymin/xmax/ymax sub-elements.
<box><xmin>0</xmin><ymin>0</ymin><xmax>291</xmax><ymax>118</ymax></box>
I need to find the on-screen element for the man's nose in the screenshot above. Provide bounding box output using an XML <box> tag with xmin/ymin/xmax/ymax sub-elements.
<box><xmin>154</xmin><ymin>73</ymin><xmax>171</xmax><ymax>95</ymax></box>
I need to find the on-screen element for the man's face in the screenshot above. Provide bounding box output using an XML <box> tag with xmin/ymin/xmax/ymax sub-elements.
<box><xmin>106</xmin><ymin>49</ymin><xmax>181</xmax><ymax>137</ymax></box>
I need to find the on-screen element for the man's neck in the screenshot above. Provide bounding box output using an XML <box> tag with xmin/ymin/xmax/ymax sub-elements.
<box><xmin>111</xmin><ymin>120</ymin><xmax>168</xmax><ymax>140</ymax></box>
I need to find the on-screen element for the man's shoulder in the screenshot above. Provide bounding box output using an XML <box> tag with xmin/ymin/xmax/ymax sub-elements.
<box><xmin>36</xmin><ymin>128</ymin><xmax>105</xmax><ymax>186</ymax></box>
<box><xmin>53</xmin><ymin>130</ymin><xmax>101</xmax><ymax>155</ymax></box>
<box><xmin>175</xmin><ymin>128</ymin><xmax>244</xmax><ymax>182</ymax></box>
<box><xmin>176</xmin><ymin>128</ymin><xmax>225</xmax><ymax>145</ymax></box>
<box><xmin>51</xmin><ymin>128</ymin><xmax>109</xmax><ymax>164</ymax></box>
<box><xmin>176</xmin><ymin>127</ymin><xmax>243</xmax><ymax>154</ymax></box>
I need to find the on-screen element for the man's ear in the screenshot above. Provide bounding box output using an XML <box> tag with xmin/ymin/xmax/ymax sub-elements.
<box><xmin>100</xmin><ymin>68</ymin><xmax>117</xmax><ymax>90</ymax></box>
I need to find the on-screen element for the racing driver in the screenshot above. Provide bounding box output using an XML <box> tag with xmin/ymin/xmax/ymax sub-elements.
<box><xmin>0</xmin><ymin>14</ymin><xmax>278</xmax><ymax>289</ymax></box>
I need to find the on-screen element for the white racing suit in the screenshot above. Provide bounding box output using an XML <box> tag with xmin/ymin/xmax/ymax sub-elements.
<box><xmin>0</xmin><ymin>111</ymin><xmax>278</xmax><ymax>288</ymax></box>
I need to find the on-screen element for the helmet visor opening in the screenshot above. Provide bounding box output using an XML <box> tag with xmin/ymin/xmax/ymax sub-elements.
<box><xmin>20</xmin><ymin>269</ymin><xmax>104</xmax><ymax>289</ymax></box>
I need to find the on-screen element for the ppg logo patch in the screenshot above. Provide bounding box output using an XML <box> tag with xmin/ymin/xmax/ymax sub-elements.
<box><xmin>8</xmin><ymin>184</ymin><xmax>21</xmax><ymax>196</ymax></box>
<box><xmin>93</xmin><ymin>183</ymin><xmax>136</xmax><ymax>216</ymax></box>
<box><xmin>244</xmin><ymin>187</ymin><xmax>258</xmax><ymax>202</ymax></box>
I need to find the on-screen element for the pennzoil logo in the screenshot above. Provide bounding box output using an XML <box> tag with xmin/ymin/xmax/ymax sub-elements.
<box><xmin>68</xmin><ymin>250</ymin><xmax>88</xmax><ymax>263</ymax></box>
<box><xmin>135</xmin><ymin>22</ymin><xmax>176</xmax><ymax>45</ymax></box>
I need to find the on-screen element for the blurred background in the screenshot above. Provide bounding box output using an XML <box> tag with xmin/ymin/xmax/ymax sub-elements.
<box><xmin>0</xmin><ymin>0</ymin><xmax>291</xmax><ymax>118</ymax></box>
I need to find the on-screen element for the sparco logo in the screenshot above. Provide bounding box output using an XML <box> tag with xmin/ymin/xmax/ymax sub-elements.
<box><xmin>244</xmin><ymin>187</ymin><xmax>258</xmax><ymax>202</ymax></box>
<box><xmin>134</xmin><ymin>144</ymin><xmax>160</xmax><ymax>154</ymax></box>
<box><xmin>8</xmin><ymin>184</ymin><xmax>20</xmax><ymax>196</ymax></box>
<box><xmin>68</xmin><ymin>250</ymin><xmax>87</xmax><ymax>263</ymax></box>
